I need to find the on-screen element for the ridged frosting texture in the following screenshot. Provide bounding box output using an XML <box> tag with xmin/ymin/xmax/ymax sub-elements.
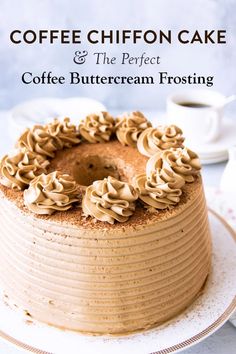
<box><xmin>115</xmin><ymin>111</ymin><xmax>152</xmax><ymax>147</ymax></box>
<box><xmin>79</xmin><ymin>112</ymin><xmax>115</xmax><ymax>143</ymax></box>
<box><xmin>82</xmin><ymin>176</ymin><xmax>138</xmax><ymax>224</ymax></box>
<box><xmin>24</xmin><ymin>171</ymin><xmax>80</xmax><ymax>215</ymax></box>
<box><xmin>0</xmin><ymin>149</ymin><xmax>49</xmax><ymax>191</ymax></box>
<box><xmin>0</xmin><ymin>179</ymin><xmax>211</xmax><ymax>334</ymax></box>
<box><xmin>137</xmin><ymin>125</ymin><xmax>184</xmax><ymax>157</ymax></box>
<box><xmin>17</xmin><ymin>118</ymin><xmax>80</xmax><ymax>158</ymax></box>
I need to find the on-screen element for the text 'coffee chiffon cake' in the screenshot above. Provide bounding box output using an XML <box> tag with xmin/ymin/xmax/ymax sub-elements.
<box><xmin>0</xmin><ymin>111</ymin><xmax>211</xmax><ymax>335</ymax></box>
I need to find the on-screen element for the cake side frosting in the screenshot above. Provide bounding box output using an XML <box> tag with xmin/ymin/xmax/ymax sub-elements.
<box><xmin>0</xmin><ymin>177</ymin><xmax>211</xmax><ymax>334</ymax></box>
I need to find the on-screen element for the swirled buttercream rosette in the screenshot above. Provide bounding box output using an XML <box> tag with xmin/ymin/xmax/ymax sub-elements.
<box><xmin>24</xmin><ymin>171</ymin><xmax>80</xmax><ymax>215</ymax></box>
<box><xmin>47</xmin><ymin>117</ymin><xmax>81</xmax><ymax>148</ymax></box>
<box><xmin>0</xmin><ymin>148</ymin><xmax>49</xmax><ymax>191</ymax></box>
<box><xmin>82</xmin><ymin>176</ymin><xmax>138</xmax><ymax>224</ymax></box>
<box><xmin>135</xmin><ymin>167</ymin><xmax>185</xmax><ymax>211</ymax></box>
<box><xmin>115</xmin><ymin>111</ymin><xmax>152</xmax><ymax>147</ymax></box>
<box><xmin>146</xmin><ymin>147</ymin><xmax>201</xmax><ymax>183</ymax></box>
<box><xmin>161</xmin><ymin>125</ymin><xmax>184</xmax><ymax>148</ymax></box>
<box><xmin>79</xmin><ymin>111</ymin><xmax>115</xmax><ymax>143</ymax></box>
<box><xmin>137</xmin><ymin>125</ymin><xmax>184</xmax><ymax>157</ymax></box>
<box><xmin>17</xmin><ymin>118</ymin><xmax>80</xmax><ymax>158</ymax></box>
<box><xmin>17</xmin><ymin>124</ymin><xmax>63</xmax><ymax>158</ymax></box>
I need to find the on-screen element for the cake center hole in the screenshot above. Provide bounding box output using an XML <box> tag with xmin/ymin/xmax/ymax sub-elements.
<box><xmin>73</xmin><ymin>155</ymin><xmax>121</xmax><ymax>186</ymax></box>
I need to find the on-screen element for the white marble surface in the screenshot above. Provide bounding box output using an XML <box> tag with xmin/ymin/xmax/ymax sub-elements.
<box><xmin>0</xmin><ymin>110</ymin><xmax>235</xmax><ymax>354</ymax></box>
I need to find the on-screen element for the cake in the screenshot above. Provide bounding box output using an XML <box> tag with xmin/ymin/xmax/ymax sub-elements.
<box><xmin>0</xmin><ymin>111</ymin><xmax>211</xmax><ymax>335</ymax></box>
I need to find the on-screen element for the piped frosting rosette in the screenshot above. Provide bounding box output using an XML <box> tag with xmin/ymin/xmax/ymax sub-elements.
<box><xmin>115</xmin><ymin>111</ymin><xmax>152</xmax><ymax>147</ymax></box>
<box><xmin>137</xmin><ymin>125</ymin><xmax>184</xmax><ymax>157</ymax></box>
<box><xmin>47</xmin><ymin>118</ymin><xmax>81</xmax><ymax>148</ymax></box>
<box><xmin>0</xmin><ymin>149</ymin><xmax>49</xmax><ymax>191</ymax></box>
<box><xmin>135</xmin><ymin>147</ymin><xmax>201</xmax><ymax>210</ymax></box>
<box><xmin>135</xmin><ymin>170</ymin><xmax>184</xmax><ymax>210</ymax></box>
<box><xmin>146</xmin><ymin>147</ymin><xmax>201</xmax><ymax>183</ymax></box>
<box><xmin>17</xmin><ymin>118</ymin><xmax>80</xmax><ymax>158</ymax></box>
<box><xmin>82</xmin><ymin>176</ymin><xmax>138</xmax><ymax>224</ymax></box>
<box><xmin>24</xmin><ymin>171</ymin><xmax>80</xmax><ymax>215</ymax></box>
<box><xmin>79</xmin><ymin>112</ymin><xmax>115</xmax><ymax>143</ymax></box>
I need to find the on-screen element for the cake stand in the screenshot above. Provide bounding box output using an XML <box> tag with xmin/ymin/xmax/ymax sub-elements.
<box><xmin>0</xmin><ymin>209</ymin><xmax>236</xmax><ymax>354</ymax></box>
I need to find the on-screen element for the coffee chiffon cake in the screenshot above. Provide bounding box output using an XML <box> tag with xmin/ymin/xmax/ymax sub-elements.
<box><xmin>0</xmin><ymin>111</ymin><xmax>211</xmax><ymax>334</ymax></box>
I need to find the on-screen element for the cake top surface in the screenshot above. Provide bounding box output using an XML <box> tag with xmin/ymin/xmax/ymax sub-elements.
<box><xmin>0</xmin><ymin>111</ymin><xmax>202</xmax><ymax>228</ymax></box>
<box><xmin>0</xmin><ymin>169</ymin><xmax>202</xmax><ymax>232</ymax></box>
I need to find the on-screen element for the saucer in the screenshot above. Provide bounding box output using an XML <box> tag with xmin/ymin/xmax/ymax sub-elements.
<box><xmin>148</xmin><ymin>113</ymin><xmax>235</xmax><ymax>165</ymax></box>
<box><xmin>199</xmin><ymin>153</ymin><xmax>228</xmax><ymax>165</ymax></box>
<box><xmin>185</xmin><ymin>118</ymin><xmax>236</xmax><ymax>164</ymax></box>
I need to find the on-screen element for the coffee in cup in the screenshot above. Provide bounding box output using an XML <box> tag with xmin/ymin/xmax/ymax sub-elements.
<box><xmin>166</xmin><ymin>90</ymin><xmax>225</xmax><ymax>144</ymax></box>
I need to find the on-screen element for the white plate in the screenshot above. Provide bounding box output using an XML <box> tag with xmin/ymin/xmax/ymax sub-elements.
<box><xmin>206</xmin><ymin>188</ymin><xmax>236</xmax><ymax>231</ymax></box>
<box><xmin>206</xmin><ymin>188</ymin><xmax>236</xmax><ymax>327</ymax></box>
<box><xmin>0</xmin><ymin>210</ymin><xmax>236</xmax><ymax>354</ymax></box>
<box><xmin>198</xmin><ymin>150</ymin><xmax>228</xmax><ymax>159</ymax></box>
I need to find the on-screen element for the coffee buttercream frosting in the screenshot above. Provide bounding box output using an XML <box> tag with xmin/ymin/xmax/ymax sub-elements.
<box><xmin>115</xmin><ymin>111</ymin><xmax>152</xmax><ymax>147</ymax></box>
<box><xmin>79</xmin><ymin>112</ymin><xmax>115</xmax><ymax>143</ymax></box>
<box><xmin>135</xmin><ymin>167</ymin><xmax>185</xmax><ymax>210</ymax></box>
<box><xmin>146</xmin><ymin>148</ymin><xmax>201</xmax><ymax>183</ymax></box>
<box><xmin>138</xmin><ymin>125</ymin><xmax>184</xmax><ymax>157</ymax></box>
<box><xmin>0</xmin><ymin>149</ymin><xmax>49</xmax><ymax>191</ymax></box>
<box><xmin>17</xmin><ymin>125</ymin><xmax>63</xmax><ymax>158</ymax></box>
<box><xmin>82</xmin><ymin>176</ymin><xmax>138</xmax><ymax>224</ymax></box>
<box><xmin>47</xmin><ymin>117</ymin><xmax>80</xmax><ymax>148</ymax></box>
<box><xmin>24</xmin><ymin>171</ymin><xmax>80</xmax><ymax>215</ymax></box>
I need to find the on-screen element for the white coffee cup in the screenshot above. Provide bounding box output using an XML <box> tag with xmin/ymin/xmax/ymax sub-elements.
<box><xmin>166</xmin><ymin>90</ymin><xmax>226</xmax><ymax>144</ymax></box>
